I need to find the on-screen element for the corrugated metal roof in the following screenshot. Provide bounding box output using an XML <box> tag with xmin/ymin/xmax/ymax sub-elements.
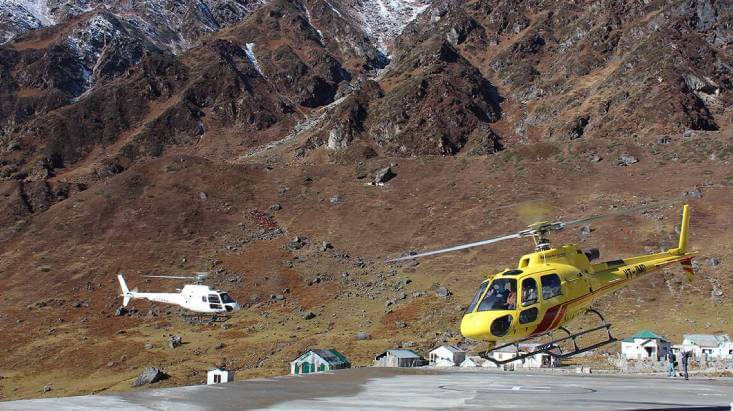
<box><xmin>683</xmin><ymin>334</ymin><xmax>731</xmax><ymax>347</ymax></box>
<box><xmin>622</xmin><ymin>330</ymin><xmax>668</xmax><ymax>343</ymax></box>
<box><xmin>430</xmin><ymin>345</ymin><xmax>461</xmax><ymax>353</ymax></box>
<box><xmin>295</xmin><ymin>349</ymin><xmax>351</xmax><ymax>366</ymax></box>
<box><xmin>387</xmin><ymin>349</ymin><xmax>422</xmax><ymax>358</ymax></box>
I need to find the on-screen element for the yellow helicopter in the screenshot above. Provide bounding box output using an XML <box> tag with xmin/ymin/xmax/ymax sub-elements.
<box><xmin>388</xmin><ymin>203</ymin><xmax>696</xmax><ymax>364</ymax></box>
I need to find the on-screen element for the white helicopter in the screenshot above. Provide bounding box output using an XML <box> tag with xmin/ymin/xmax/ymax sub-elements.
<box><xmin>118</xmin><ymin>272</ymin><xmax>241</xmax><ymax>323</ymax></box>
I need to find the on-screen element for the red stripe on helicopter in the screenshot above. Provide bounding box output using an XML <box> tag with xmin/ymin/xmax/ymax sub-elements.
<box><xmin>549</xmin><ymin>304</ymin><xmax>568</xmax><ymax>329</ymax></box>
<box><xmin>531</xmin><ymin>305</ymin><xmax>562</xmax><ymax>335</ymax></box>
<box><xmin>530</xmin><ymin>279</ymin><xmax>629</xmax><ymax>336</ymax></box>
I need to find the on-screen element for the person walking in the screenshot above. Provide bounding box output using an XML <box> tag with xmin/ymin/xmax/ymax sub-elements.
<box><xmin>667</xmin><ymin>350</ymin><xmax>677</xmax><ymax>377</ymax></box>
<box><xmin>681</xmin><ymin>350</ymin><xmax>690</xmax><ymax>380</ymax></box>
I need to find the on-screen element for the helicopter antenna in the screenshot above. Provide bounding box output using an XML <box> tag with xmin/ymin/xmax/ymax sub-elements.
<box><xmin>386</xmin><ymin>199</ymin><xmax>679</xmax><ymax>262</ymax></box>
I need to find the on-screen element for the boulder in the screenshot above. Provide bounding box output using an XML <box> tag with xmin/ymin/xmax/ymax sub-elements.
<box><xmin>705</xmin><ymin>258</ymin><xmax>720</xmax><ymax>267</ymax></box>
<box><xmin>683</xmin><ymin>187</ymin><xmax>703</xmax><ymax>199</ymax></box>
<box><xmin>302</xmin><ymin>311</ymin><xmax>316</xmax><ymax>320</ymax></box>
<box><xmin>132</xmin><ymin>367</ymin><xmax>167</xmax><ymax>387</ymax></box>
<box><xmin>169</xmin><ymin>335</ymin><xmax>182</xmax><ymax>349</ymax></box>
<box><xmin>320</xmin><ymin>241</ymin><xmax>333</xmax><ymax>251</ymax></box>
<box><xmin>287</xmin><ymin>236</ymin><xmax>307</xmax><ymax>250</ymax></box>
<box><xmin>436</xmin><ymin>287</ymin><xmax>452</xmax><ymax>298</ymax></box>
<box><xmin>355</xmin><ymin>332</ymin><xmax>371</xmax><ymax>341</ymax></box>
<box><xmin>373</xmin><ymin>166</ymin><xmax>395</xmax><ymax>184</ymax></box>
<box><xmin>270</xmin><ymin>203</ymin><xmax>282</xmax><ymax>211</ymax></box>
<box><xmin>617</xmin><ymin>154</ymin><xmax>638</xmax><ymax>166</ymax></box>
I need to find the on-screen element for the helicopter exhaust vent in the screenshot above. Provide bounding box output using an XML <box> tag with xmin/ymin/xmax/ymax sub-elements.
<box><xmin>584</xmin><ymin>248</ymin><xmax>600</xmax><ymax>262</ymax></box>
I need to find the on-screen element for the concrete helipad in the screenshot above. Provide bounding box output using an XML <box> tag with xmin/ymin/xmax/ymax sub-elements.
<box><xmin>2</xmin><ymin>368</ymin><xmax>732</xmax><ymax>410</ymax></box>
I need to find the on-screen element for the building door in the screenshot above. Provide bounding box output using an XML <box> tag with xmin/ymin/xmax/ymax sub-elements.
<box><xmin>294</xmin><ymin>363</ymin><xmax>300</xmax><ymax>374</ymax></box>
<box><xmin>318</xmin><ymin>364</ymin><xmax>326</xmax><ymax>372</ymax></box>
<box><xmin>214</xmin><ymin>374</ymin><xmax>221</xmax><ymax>384</ymax></box>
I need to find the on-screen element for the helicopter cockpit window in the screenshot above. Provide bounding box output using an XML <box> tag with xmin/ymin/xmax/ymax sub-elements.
<box><xmin>465</xmin><ymin>282</ymin><xmax>489</xmax><ymax>314</ymax></box>
<box><xmin>477</xmin><ymin>278</ymin><xmax>517</xmax><ymax>311</ymax></box>
<box><xmin>522</xmin><ymin>278</ymin><xmax>538</xmax><ymax>306</ymax></box>
<box><xmin>541</xmin><ymin>274</ymin><xmax>563</xmax><ymax>300</ymax></box>
<box><xmin>219</xmin><ymin>293</ymin><xmax>235</xmax><ymax>304</ymax></box>
<box><xmin>208</xmin><ymin>294</ymin><xmax>221</xmax><ymax>303</ymax></box>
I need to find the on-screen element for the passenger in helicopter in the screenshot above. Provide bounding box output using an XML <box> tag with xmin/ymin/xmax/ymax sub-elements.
<box><xmin>505</xmin><ymin>282</ymin><xmax>517</xmax><ymax>309</ymax></box>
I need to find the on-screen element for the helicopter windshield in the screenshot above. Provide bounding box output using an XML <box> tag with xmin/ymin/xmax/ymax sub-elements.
<box><xmin>219</xmin><ymin>293</ymin><xmax>235</xmax><ymax>304</ymax></box>
<box><xmin>477</xmin><ymin>278</ymin><xmax>517</xmax><ymax>311</ymax></box>
<box><xmin>465</xmin><ymin>281</ymin><xmax>490</xmax><ymax>314</ymax></box>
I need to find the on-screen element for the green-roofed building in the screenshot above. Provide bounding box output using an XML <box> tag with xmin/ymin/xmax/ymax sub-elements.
<box><xmin>290</xmin><ymin>349</ymin><xmax>351</xmax><ymax>375</ymax></box>
<box><xmin>621</xmin><ymin>330</ymin><xmax>671</xmax><ymax>361</ymax></box>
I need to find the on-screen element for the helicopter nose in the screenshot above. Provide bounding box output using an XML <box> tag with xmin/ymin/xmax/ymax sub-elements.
<box><xmin>460</xmin><ymin>313</ymin><xmax>492</xmax><ymax>341</ymax></box>
<box><xmin>461</xmin><ymin>312</ymin><xmax>514</xmax><ymax>341</ymax></box>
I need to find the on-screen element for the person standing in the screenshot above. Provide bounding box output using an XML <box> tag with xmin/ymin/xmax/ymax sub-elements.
<box><xmin>667</xmin><ymin>350</ymin><xmax>677</xmax><ymax>377</ymax></box>
<box><xmin>681</xmin><ymin>350</ymin><xmax>690</xmax><ymax>380</ymax></box>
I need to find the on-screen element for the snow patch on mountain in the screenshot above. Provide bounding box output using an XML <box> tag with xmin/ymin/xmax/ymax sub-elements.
<box><xmin>1</xmin><ymin>0</ymin><xmax>269</xmax><ymax>46</ymax></box>
<box><xmin>25</xmin><ymin>0</ymin><xmax>54</xmax><ymax>24</ymax></box>
<box><xmin>245</xmin><ymin>42</ymin><xmax>266</xmax><ymax>78</ymax></box>
<box><xmin>303</xmin><ymin>4</ymin><xmax>323</xmax><ymax>43</ymax></box>
<box><xmin>0</xmin><ymin>0</ymin><xmax>53</xmax><ymax>43</ymax></box>
<box><xmin>350</xmin><ymin>0</ymin><xmax>430</xmax><ymax>55</ymax></box>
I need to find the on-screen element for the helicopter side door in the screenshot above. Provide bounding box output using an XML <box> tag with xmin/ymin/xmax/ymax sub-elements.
<box><xmin>517</xmin><ymin>277</ymin><xmax>541</xmax><ymax>333</ymax></box>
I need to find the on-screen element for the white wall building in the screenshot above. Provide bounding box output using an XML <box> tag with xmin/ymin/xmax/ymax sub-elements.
<box><xmin>483</xmin><ymin>344</ymin><xmax>555</xmax><ymax>369</ymax></box>
<box><xmin>675</xmin><ymin>334</ymin><xmax>733</xmax><ymax>361</ymax></box>
<box><xmin>207</xmin><ymin>368</ymin><xmax>234</xmax><ymax>385</ymax></box>
<box><xmin>429</xmin><ymin>345</ymin><xmax>466</xmax><ymax>366</ymax></box>
<box><xmin>621</xmin><ymin>330</ymin><xmax>671</xmax><ymax>361</ymax></box>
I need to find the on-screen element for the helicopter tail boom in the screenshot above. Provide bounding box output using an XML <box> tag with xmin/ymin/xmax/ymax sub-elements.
<box><xmin>118</xmin><ymin>274</ymin><xmax>132</xmax><ymax>306</ymax></box>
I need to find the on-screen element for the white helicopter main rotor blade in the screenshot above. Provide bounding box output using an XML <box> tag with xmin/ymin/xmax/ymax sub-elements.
<box><xmin>142</xmin><ymin>275</ymin><xmax>195</xmax><ymax>280</ymax></box>
<box><xmin>386</xmin><ymin>233</ymin><xmax>521</xmax><ymax>263</ymax></box>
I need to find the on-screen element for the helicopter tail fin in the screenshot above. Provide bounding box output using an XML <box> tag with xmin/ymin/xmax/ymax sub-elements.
<box><xmin>118</xmin><ymin>274</ymin><xmax>132</xmax><ymax>306</ymax></box>
<box><xmin>667</xmin><ymin>204</ymin><xmax>695</xmax><ymax>282</ymax></box>
<box><xmin>668</xmin><ymin>204</ymin><xmax>690</xmax><ymax>256</ymax></box>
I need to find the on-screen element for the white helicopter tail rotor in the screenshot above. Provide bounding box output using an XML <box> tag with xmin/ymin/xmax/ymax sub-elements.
<box><xmin>117</xmin><ymin>274</ymin><xmax>132</xmax><ymax>306</ymax></box>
